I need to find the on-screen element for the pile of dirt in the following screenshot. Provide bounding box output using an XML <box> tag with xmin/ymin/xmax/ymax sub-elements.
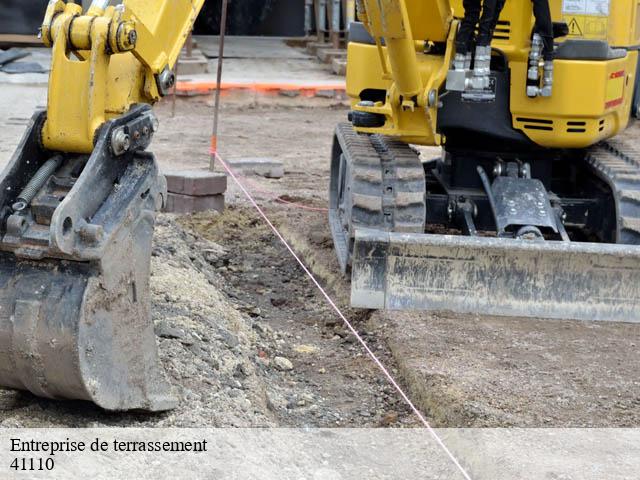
<box><xmin>0</xmin><ymin>216</ymin><xmax>274</xmax><ymax>427</ymax></box>
<box><xmin>0</xmin><ymin>211</ymin><xmax>414</xmax><ymax>428</ymax></box>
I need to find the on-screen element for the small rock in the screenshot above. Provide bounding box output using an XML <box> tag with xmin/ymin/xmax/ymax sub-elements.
<box><xmin>156</xmin><ymin>322</ymin><xmax>185</xmax><ymax>340</ymax></box>
<box><xmin>273</xmin><ymin>356</ymin><xmax>294</xmax><ymax>371</ymax></box>
<box><xmin>270</xmin><ymin>297</ymin><xmax>287</xmax><ymax>307</ymax></box>
<box><xmin>315</xmin><ymin>89</ymin><xmax>335</xmax><ymax>99</ymax></box>
<box><xmin>255</xmin><ymin>355</ymin><xmax>270</xmax><ymax>369</ymax></box>
<box><xmin>318</xmin><ymin>367</ymin><xmax>326</xmax><ymax>374</ymax></box>
<box><xmin>253</xmin><ymin>322</ymin><xmax>273</xmax><ymax>337</ymax></box>
<box><xmin>220</xmin><ymin>331</ymin><xmax>239</xmax><ymax>349</ymax></box>
<box><xmin>233</xmin><ymin>362</ymin><xmax>249</xmax><ymax>378</ymax></box>
<box><xmin>228</xmin><ymin>389</ymin><xmax>242</xmax><ymax>398</ymax></box>
<box><xmin>379</xmin><ymin>411</ymin><xmax>399</xmax><ymax>426</ymax></box>
<box><xmin>279</xmin><ymin>89</ymin><xmax>300</xmax><ymax>98</ymax></box>
<box><xmin>294</xmin><ymin>344</ymin><xmax>318</xmax><ymax>354</ymax></box>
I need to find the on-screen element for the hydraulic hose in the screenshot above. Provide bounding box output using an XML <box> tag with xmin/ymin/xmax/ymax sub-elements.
<box><xmin>531</xmin><ymin>0</ymin><xmax>554</xmax><ymax>60</ymax></box>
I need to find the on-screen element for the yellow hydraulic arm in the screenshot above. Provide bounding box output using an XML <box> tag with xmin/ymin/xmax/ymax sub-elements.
<box><xmin>352</xmin><ymin>0</ymin><xmax>455</xmax><ymax>144</ymax></box>
<box><xmin>40</xmin><ymin>0</ymin><xmax>204</xmax><ymax>154</ymax></box>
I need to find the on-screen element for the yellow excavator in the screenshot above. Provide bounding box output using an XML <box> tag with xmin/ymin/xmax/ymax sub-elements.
<box><xmin>0</xmin><ymin>0</ymin><xmax>203</xmax><ymax>410</ymax></box>
<box><xmin>330</xmin><ymin>0</ymin><xmax>640</xmax><ymax>322</ymax></box>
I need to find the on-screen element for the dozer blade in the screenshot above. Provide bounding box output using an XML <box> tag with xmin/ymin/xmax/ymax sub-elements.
<box><xmin>351</xmin><ymin>229</ymin><xmax>640</xmax><ymax>323</ymax></box>
<box><xmin>0</xmin><ymin>107</ymin><xmax>176</xmax><ymax>411</ymax></box>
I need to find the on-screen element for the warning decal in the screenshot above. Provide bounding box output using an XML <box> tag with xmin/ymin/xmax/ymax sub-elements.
<box><xmin>562</xmin><ymin>0</ymin><xmax>610</xmax><ymax>40</ymax></box>
<box><xmin>562</xmin><ymin>0</ymin><xmax>610</xmax><ymax>16</ymax></box>
<box><xmin>567</xmin><ymin>18</ymin><xmax>583</xmax><ymax>36</ymax></box>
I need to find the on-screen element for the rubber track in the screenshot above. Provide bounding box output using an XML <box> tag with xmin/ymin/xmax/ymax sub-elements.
<box><xmin>588</xmin><ymin>138</ymin><xmax>640</xmax><ymax>245</ymax></box>
<box><xmin>336</xmin><ymin>124</ymin><xmax>426</xmax><ymax>235</ymax></box>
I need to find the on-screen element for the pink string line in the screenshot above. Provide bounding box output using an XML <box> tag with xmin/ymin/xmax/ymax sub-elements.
<box><xmin>213</xmin><ymin>152</ymin><xmax>473</xmax><ymax>480</ymax></box>
<box><xmin>237</xmin><ymin>174</ymin><xmax>329</xmax><ymax>212</ymax></box>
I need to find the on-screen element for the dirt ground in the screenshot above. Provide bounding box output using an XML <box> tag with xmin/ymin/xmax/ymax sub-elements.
<box><xmin>1</xmin><ymin>94</ymin><xmax>638</xmax><ymax>428</ymax></box>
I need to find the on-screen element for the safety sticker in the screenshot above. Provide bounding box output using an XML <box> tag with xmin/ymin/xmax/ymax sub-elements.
<box><xmin>562</xmin><ymin>0</ymin><xmax>610</xmax><ymax>16</ymax></box>
<box><xmin>562</xmin><ymin>0</ymin><xmax>610</xmax><ymax>40</ymax></box>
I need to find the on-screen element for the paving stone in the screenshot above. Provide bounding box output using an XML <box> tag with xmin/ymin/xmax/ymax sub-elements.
<box><xmin>314</xmin><ymin>89</ymin><xmax>336</xmax><ymax>99</ymax></box>
<box><xmin>331</xmin><ymin>57</ymin><xmax>347</xmax><ymax>76</ymax></box>
<box><xmin>164</xmin><ymin>170</ymin><xmax>227</xmax><ymax>196</ymax></box>
<box><xmin>164</xmin><ymin>193</ymin><xmax>225</xmax><ymax>214</ymax></box>
<box><xmin>227</xmin><ymin>158</ymin><xmax>285</xmax><ymax>179</ymax></box>
<box><xmin>316</xmin><ymin>48</ymin><xmax>346</xmax><ymax>64</ymax></box>
<box><xmin>177</xmin><ymin>51</ymin><xmax>210</xmax><ymax>75</ymax></box>
<box><xmin>306</xmin><ymin>42</ymin><xmax>331</xmax><ymax>56</ymax></box>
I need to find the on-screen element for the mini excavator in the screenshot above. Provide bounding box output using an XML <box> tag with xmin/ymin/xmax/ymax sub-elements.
<box><xmin>0</xmin><ymin>0</ymin><xmax>203</xmax><ymax>411</ymax></box>
<box><xmin>331</xmin><ymin>0</ymin><xmax>640</xmax><ymax>322</ymax></box>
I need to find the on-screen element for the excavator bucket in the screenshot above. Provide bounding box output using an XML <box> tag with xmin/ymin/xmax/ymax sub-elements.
<box><xmin>351</xmin><ymin>229</ymin><xmax>640</xmax><ymax>323</ymax></box>
<box><xmin>0</xmin><ymin>107</ymin><xmax>176</xmax><ymax>411</ymax></box>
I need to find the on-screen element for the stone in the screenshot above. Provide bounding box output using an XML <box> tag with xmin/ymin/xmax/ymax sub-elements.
<box><xmin>379</xmin><ymin>411</ymin><xmax>399</xmax><ymax>426</ymax></box>
<box><xmin>164</xmin><ymin>192</ymin><xmax>224</xmax><ymax>214</ymax></box>
<box><xmin>177</xmin><ymin>52</ymin><xmax>210</xmax><ymax>75</ymax></box>
<box><xmin>273</xmin><ymin>356</ymin><xmax>294</xmax><ymax>371</ymax></box>
<box><xmin>156</xmin><ymin>322</ymin><xmax>185</xmax><ymax>340</ymax></box>
<box><xmin>278</xmin><ymin>89</ymin><xmax>300</xmax><ymax>98</ymax></box>
<box><xmin>315</xmin><ymin>89</ymin><xmax>336</xmax><ymax>99</ymax></box>
<box><xmin>316</xmin><ymin>48</ymin><xmax>346</xmax><ymax>64</ymax></box>
<box><xmin>164</xmin><ymin>170</ymin><xmax>227</xmax><ymax>197</ymax></box>
<box><xmin>306</xmin><ymin>42</ymin><xmax>331</xmax><ymax>56</ymax></box>
<box><xmin>331</xmin><ymin>57</ymin><xmax>347</xmax><ymax>76</ymax></box>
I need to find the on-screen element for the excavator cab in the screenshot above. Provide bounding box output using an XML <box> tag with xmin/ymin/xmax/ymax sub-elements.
<box><xmin>0</xmin><ymin>0</ymin><xmax>204</xmax><ymax>410</ymax></box>
<box><xmin>330</xmin><ymin>0</ymin><xmax>640</xmax><ymax>322</ymax></box>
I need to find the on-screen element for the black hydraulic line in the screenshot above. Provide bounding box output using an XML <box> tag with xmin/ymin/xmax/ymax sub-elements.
<box><xmin>531</xmin><ymin>0</ymin><xmax>554</xmax><ymax>60</ymax></box>
<box><xmin>476</xmin><ymin>0</ymin><xmax>507</xmax><ymax>46</ymax></box>
<box><xmin>456</xmin><ymin>0</ymin><xmax>508</xmax><ymax>53</ymax></box>
<box><xmin>457</xmin><ymin>1</ymin><xmax>550</xmax><ymax>57</ymax></box>
<box><xmin>455</xmin><ymin>0</ymin><xmax>482</xmax><ymax>54</ymax></box>
<box><xmin>476</xmin><ymin>166</ymin><xmax>502</xmax><ymax>235</ymax></box>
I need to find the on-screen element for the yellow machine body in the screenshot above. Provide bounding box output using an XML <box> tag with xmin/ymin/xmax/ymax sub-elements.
<box><xmin>348</xmin><ymin>0</ymin><xmax>640</xmax><ymax>148</ymax></box>
<box><xmin>41</xmin><ymin>0</ymin><xmax>204</xmax><ymax>154</ymax></box>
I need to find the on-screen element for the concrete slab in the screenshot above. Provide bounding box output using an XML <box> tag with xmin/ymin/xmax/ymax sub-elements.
<box><xmin>0</xmin><ymin>84</ymin><xmax>47</xmax><ymax>169</ymax></box>
<box><xmin>0</xmin><ymin>48</ymin><xmax>50</xmax><ymax>86</ymax></box>
<box><xmin>164</xmin><ymin>170</ymin><xmax>227</xmax><ymax>196</ymax></box>
<box><xmin>197</xmin><ymin>36</ymin><xmax>312</xmax><ymax>60</ymax></box>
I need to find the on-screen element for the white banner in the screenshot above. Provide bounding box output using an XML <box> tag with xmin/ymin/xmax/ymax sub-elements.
<box><xmin>0</xmin><ymin>429</ymin><xmax>638</xmax><ymax>480</ymax></box>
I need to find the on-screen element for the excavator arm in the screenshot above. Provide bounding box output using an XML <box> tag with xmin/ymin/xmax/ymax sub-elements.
<box><xmin>41</xmin><ymin>0</ymin><xmax>203</xmax><ymax>153</ymax></box>
<box><xmin>0</xmin><ymin>0</ymin><xmax>204</xmax><ymax>411</ymax></box>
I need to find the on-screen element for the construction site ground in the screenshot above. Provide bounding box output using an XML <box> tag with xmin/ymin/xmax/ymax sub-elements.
<box><xmin>0</xmin><ymin>46</ymin><xmax>638</xmax><ymax>429</ymax></box>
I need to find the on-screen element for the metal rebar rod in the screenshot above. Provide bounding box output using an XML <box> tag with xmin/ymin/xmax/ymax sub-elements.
<box><xmin>210</xmin><ymin>0</ymin><xmax>230</xmax><ymax>171</ymax></box>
